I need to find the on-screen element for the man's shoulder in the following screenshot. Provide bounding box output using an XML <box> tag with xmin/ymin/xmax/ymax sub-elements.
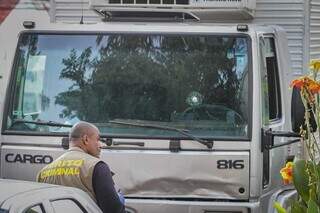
<box><xmin>67</xmin><ymin>149</ymin><xmax>99</xmax><ymax>160</ymax></box>
<box><xmin>78</xmin><ymin>152</ymin><xmax>103</xmax><ymax>167</ymax></box>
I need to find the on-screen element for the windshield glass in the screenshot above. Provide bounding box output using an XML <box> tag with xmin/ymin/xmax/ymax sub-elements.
<box><xmin>6</xmin><ymin>33</ymin><xmax>250</xmax><ymax>139</ymax></box>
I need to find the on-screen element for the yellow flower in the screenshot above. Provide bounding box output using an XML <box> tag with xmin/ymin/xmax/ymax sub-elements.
<box><xmin>280</xmin><ymin>162</ymin><xmax>294</xmax><ymax>184</ymax></box>
<box><xmin>309</xmin><ymin>59</ymin><xmax>320</xmax><ymax>71</ymax></box>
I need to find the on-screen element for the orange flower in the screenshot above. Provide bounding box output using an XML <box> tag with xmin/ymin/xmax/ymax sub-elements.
<box><xmin>309</xmin><ymin>59</ymin><xmax>320</xmax><ymax>71</ymax></box>
<box><xmin>290</xmin><ymin>77</ymin><xmax>320</xmax><ymax>94</ymax></box>
<box><xmin>290</xmin><ymin>78</ymin><xmax>305</xmax><ymax>90</ymax></box>
<box><xmin>280</xmin><ymin>162</ymin><xmax>294</xmax><ymax>184</ymax></box>
<box><xmin>309</xmin><ymin>82</ymin><xmax>320</xmax><ymax>94</ymax></box>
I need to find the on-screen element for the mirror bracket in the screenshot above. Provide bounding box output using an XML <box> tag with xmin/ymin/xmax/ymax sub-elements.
<box><xmin>261</xmin><ymin>128</ymin><xmax>301</xmax><ymax>152</ymax></box>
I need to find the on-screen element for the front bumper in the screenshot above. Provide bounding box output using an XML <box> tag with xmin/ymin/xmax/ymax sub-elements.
<box><xmin>125</xmin><ymin>199</ymin><xmax>261</xmax><ymax>213</ymax></box>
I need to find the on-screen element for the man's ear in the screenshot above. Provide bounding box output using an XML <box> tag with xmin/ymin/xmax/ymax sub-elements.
<box><xmin>82</xmin><ymin>135</ymin><xmax>88</xmax><ymax>145</ymax></box>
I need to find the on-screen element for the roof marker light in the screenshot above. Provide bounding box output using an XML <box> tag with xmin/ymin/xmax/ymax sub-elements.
<box><xmin>237</xmin><ymin>24</ymin><xmax>249</xmax><ymax>32</ymax></box>
<box><xmin>23</xmin><ymin>21</ymin><xmax>35</xmax><ymax>29</ymax></box>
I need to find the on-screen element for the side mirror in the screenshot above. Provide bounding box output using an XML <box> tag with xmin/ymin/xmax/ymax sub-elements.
<box><xmin>291</xmin><ymin>87</ymin><xmax>317</xmax><ymax>133</ymax></box>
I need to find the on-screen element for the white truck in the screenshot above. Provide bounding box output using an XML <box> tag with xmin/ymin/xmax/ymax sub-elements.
<box><xmin>0</xmin><ymin>0</ymin><xmax>319</xmax><ymax>212</ymax></box>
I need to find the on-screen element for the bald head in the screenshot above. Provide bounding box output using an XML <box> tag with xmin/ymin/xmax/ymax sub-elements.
<box><xmin>69</xmin><ymin>121</ymin><xmax>98</xmax><ymax>142</ymax></box>
<box><xmin>69</xmin><ymin>121</ymin><xmax>103</xmax><ymax>158</ymax></box>
<box><xmin>69</xmin><ymin>122</ymin><xmax>102</xmax><ymax>158</ymax></box>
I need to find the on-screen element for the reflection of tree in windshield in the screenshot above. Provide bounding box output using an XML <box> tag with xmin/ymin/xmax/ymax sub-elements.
<box><xmin>55</xmin><ymin>47</ymin><xmax>95</xmax><ymax>120</ymax></box>
<box><xmin>55</xmin><ymin>35</ymin><xmax>243</xmax><ymax>124</ymax></box>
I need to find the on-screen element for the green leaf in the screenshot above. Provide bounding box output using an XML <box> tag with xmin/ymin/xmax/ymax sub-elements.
<box><xmin>310</xmin><ymin>185</ymin><xmax>318</xmax><ymax>204</ymax></box>
<box><xmin>293</xmin><ymin>160</ymin><xmax>310</xmax><ymax>203</ymax></box>
<box><xmin>316</xmin><ymin>164</ymin><xmax>320</xmax><ymax>205</ymax></box>
<box><xmin>274</xmin><ymin>202</ymin><xmax>287</xmax><ymax>213</ymax></box>
<box><xmin>307</xmin><ymin>200</ymin><xmax>320</xmax><ymax>213</ymax></box>
<box><xmin>291</xmin><ymin>200</ymin><xmax>307</xmax><ymax>213</ymax></box>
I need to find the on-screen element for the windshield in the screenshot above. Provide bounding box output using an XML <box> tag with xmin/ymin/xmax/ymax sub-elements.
<box><xmin>5</xmin><ymin>33</ymin><xmax>250</xmax><ymax>139</ymax></box>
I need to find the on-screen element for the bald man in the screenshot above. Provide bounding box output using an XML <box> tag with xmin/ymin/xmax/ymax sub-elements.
<box><xmin>37</xmin><ymin>121</ymin><xmax>125</xmax><ymax>213</ymax></box>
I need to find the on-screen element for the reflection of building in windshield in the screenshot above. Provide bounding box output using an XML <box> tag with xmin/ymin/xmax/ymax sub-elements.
<box><xmin>23</xmin><ymin>56</ymin><xmax>46</xmax><ymax>116</ymax></box>
<box><xmin>227</xmin><ymin>38</ymin><xmax>248</xmax><ymax>79</ymax></box>
<box><xmin>235</xmin><ymin>38</ymin><xmax>248</xmax><ymax>78</ymax></box>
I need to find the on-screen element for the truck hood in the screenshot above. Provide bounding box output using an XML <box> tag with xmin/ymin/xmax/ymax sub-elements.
<box><xmin>104</xmin><ymin>150</ymin><xmax>249</xmax><ymax>200</ymax></box>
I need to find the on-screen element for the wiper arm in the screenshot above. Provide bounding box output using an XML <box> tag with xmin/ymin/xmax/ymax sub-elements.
<box><xmin>109</xmin><ymin>120</ymin><xmax>213</xmax><ymax>149</ymax></box>
<box><xmin>10</xmin><ymin>119</ymin><xmax>73</xmax><ymax>128</ymax></box>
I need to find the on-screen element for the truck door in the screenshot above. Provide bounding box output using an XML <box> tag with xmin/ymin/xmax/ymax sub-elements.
<box><xmin>259</xmin><ymin>35</ymin><xmax>287</xmax><ymax>190</ymax></box>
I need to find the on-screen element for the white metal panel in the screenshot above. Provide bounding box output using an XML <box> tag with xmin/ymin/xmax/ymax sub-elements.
<box><xmin>52</xmin><ymin>0</ymin><xmax>256</xmax><ymax>22</ymax></box>
<box><xmin>90</xmin><ymin>0</ymin><xmax>253</xmax><ymax>8</ymax></box>
<box><xmin>310</xmin><ymin>0</ymin><xmax>320</xmax><ymax>60</ymax></box>
<box><xmin>253</xmin><ymin>0</ymin><xmax>305</xmax><ymax>75</ymax></box>
<box><xmin>50</xmin><ymin>0</ymin><xmax>99</xmax><ymax>23</ymax></box>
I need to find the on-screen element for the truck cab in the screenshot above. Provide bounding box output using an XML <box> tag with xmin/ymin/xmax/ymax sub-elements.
<box><xmin>0</xmin><ymin>0</ymin><xmax>315</xmax><ymax>212</ymax></box>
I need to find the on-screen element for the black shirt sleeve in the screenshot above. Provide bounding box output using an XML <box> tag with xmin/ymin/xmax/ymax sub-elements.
<box><xmin>92</xmin><ymin>161</ymin><xmax>125</xmax><ymax>213</ymax></box>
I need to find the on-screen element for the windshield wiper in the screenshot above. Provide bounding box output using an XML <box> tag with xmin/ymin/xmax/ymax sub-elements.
<box><xmin>10</xmin><ymin>119</ymin><xmax>73</xmax><ymax>128</ymax></box>
<box><xmin>109</xmin><ymin>120</ymin><xmax>213</xmax><ymax>149</ymax></box>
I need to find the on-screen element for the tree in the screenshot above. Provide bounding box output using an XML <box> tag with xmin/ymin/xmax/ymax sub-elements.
<box><xmin>55</xmin><ymin>34</ymin><xmax>243</xmax><ymax>124</ymax></box>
